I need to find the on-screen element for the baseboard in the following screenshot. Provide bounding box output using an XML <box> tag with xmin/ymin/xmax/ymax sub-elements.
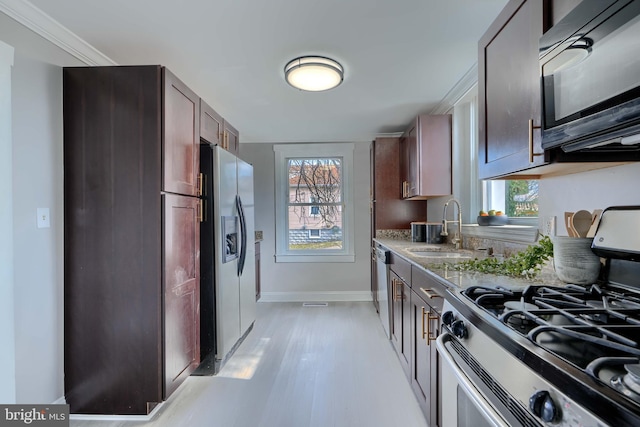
<box><xmin>259</xmin><ymin>291</ymin><xmax>372</xmax><ymax>302</ymax></box>
<box><xmin>69</xmin><ymin>402</ymin><xmax>162</xmax><ymax>421</ymax></box>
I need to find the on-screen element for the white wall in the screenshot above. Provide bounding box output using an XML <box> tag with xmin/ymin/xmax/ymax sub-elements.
<box><xmin>539</xmin><ymin>163</ymin><xmax>640</xmax><ymax>236</ymax></box>
<box><xmin>240</xmin><ymin>142</ymin><xmax>372</xmax><ymax>301</ymax></box>
<box><xmin>11</xmin><ymin>52</ymin><xmax>64</xmax><ymax>403</ymax></box>
<box><xmin>0</xmin><ymin>39</ymin><xmax>16</xmax><ymax>404</ymax></box>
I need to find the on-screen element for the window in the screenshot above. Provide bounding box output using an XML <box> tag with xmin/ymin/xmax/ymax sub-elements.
<box><xmin>484</xmin><ymin>180</ymin><xmax>538</xmax><ymax>224</ymax></box>
<box><xmin>274</xmin><ymin>143</ymin><xmax>355</xmax><ymax>262</ymax></box>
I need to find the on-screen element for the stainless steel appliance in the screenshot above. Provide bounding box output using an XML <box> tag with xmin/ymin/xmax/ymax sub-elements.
<box><xmin>197</xmin><ymin>144</ymin><xmax>256</xmax><ymax>374</ymax></box>
<box><xmin>437</xmin><ymin>206</ymin><xmax>640</xmax><ymax>427</ymax></box>
<box><xmin>411</xmin><ymin>222</ymin><xmax>444</xmax><ymax>244</ymax></box>
<box><xmin>375</xmin><ymin>244</ymin><xmax>391</xmax><ymax>338</ymax></box>
<box><xmin>540</xmin><ymin>0</ymin><xmax>640</xmax><ymax>154</ymax></box>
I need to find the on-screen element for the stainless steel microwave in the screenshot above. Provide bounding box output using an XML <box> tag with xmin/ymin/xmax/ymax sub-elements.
<box><xmin>540</xmin><ymin>0</ymin><xmax>640</xmax><ymax>153</ymax></box>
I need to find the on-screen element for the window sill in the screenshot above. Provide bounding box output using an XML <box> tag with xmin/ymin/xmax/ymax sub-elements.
<box><xmin>462</xmin><ymin>224</ymin><xmax>539</xmax><ymax>243</ymax></box>
<box><xmin>275</xmin><ymin>254</ymin><xmax>355</xmax><ymax>263</ymax></box>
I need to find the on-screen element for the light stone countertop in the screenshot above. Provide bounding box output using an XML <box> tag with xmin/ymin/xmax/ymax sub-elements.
<box><xmin>374</xmin><ymin>237</ymin><xmax>565</xmax><ymax>292</ymax></box>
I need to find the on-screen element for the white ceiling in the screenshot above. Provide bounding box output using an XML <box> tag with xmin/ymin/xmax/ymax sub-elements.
<box><xmin>24</xmin><ymin>0</ymin><xmax>508</xmax><ymax>143</ymax></box>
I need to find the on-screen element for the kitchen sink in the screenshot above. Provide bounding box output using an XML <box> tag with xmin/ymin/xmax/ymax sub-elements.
<box><xmin>406</xmin><ymin>247</ymin><xmax>474</xmax><ymax>259</ymax></box>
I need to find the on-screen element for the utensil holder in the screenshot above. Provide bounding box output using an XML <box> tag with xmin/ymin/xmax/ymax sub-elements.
<box><xmin>552</xmin><ymin>237</ymin><xmax>602</xmax><ymax>284</ymax></box>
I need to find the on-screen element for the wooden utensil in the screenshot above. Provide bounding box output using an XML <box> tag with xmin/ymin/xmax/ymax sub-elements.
<box><xmin>564</xmin><ymin>212</ymin><xmax>577</xmax><ymax>237</ymax></box>
<box><xmin>572</xmin><ymin>210</ymin><xmax>592</xmax><ymax>238</ymax></box>
<box><xmin>586</xmin><ymin>209</ymin><xmax>603</xmax><ymax>238</ymax></box>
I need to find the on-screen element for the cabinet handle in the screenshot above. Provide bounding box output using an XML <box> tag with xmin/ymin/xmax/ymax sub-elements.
<box><xmin>197</xmin><ymin>173</ymin><xmax>204</xmax><ymax>197</ymax></box>
<box><xmin>421</xmin><ymin>307</ymin><xmax>428</xmax><ymax>340</ymax></box>
<box><xmin>196</xmin><ymin>200</ymin><xmax>203</xmax><ymax>223</ymax></box>
<box><xmin>427</xmin><ymin>312</ymin><xmax>439</xmax><ymax>344</ymax></box>
<box><xmin>420</xmin><ymin>288</ymin><xmax>442</xmax><ymax>299</ymax></box>
<box><xmin>528</xmin><ymin>119</ymin><xmax>543</xmax><ymax>163</ymax></box>
<box><xmin>393</xmin><ymin>279</ymin><xmax>403</xmax><ymax>300</ymax></box>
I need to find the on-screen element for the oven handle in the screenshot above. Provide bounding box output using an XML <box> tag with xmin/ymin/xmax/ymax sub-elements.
<box><xmin>436</xmin><ymin>333</ymin><xmax>510</xmax><ymax>427</ymax></box>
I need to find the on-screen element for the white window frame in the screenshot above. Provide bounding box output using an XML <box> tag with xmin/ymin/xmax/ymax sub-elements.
<box><xmin>274</xmin><ymin>143</ymin><xmax>355</xmax><ymax>263</ymax></box>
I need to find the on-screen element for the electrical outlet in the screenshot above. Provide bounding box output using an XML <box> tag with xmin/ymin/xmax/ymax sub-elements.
<box><xmin>543</xmin><ymin>216</ymin><xmax>556</xmax><ymax>237</ymax></box>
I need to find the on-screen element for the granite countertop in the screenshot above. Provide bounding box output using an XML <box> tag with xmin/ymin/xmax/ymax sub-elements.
<box><xmin>374</xmin><ymin>237</ymin><xmax>565</xmax><ymax>292</ymax></box>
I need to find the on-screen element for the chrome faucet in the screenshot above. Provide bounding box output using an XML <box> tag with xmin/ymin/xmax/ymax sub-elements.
<box><xmin>441</xmin><ymin>198</ymin><xmax>463</xmax><ymax>249</ymax></box>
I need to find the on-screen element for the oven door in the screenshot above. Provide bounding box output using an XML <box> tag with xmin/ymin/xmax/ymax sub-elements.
<box><xmin>437</xmin><ymin>332</ymin><xmax>535</xmax><ymax>427</ymax></box>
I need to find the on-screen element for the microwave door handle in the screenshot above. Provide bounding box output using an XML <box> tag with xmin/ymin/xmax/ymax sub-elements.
<box><xmin>436</xmin><ymin>334</ymin><xmax>510</xmax><ymax>427</ymax></box>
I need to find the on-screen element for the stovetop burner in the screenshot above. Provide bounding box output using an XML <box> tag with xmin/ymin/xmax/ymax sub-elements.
<box><xmin>463</xmin><ymin>284</ymin><xmax>640</xmax><ymax>369</ymax></box>
<box><xmin>612</xmin><ymin>363</ymin><xmax>640</xmax><ymax>403</ymax></box>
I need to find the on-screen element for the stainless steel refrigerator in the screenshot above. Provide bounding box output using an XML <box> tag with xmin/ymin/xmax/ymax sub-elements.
<box><xmin>197</xmin><ymin>144</ymin><xmax>256</xmax><ymax>374</ymax></box>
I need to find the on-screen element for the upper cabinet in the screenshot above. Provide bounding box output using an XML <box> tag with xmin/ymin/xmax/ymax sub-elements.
<box><xmin>200</xmin><ymin>99</ymin><xmax>224</xmax><ymax>146</ymax></box>
<box><xmin>478</xmin><ymin>0</ymin><xmax>550</xmax><ymax>180</ymax></box>
<box><xmin>164</xmin><ymin>69</ymin><xmax>200</xmax><ymax>196</ymax></box>
<box><xmin>478</xmin><ymin>0</ymin><xmax>635</xmax><ymax>179</ymax></box>
<box><xmin>223</xmin><ymin>121</ymin><xmax>239</xmax><ymax>156</ymax></box>
<box><xmin>371</xmin><ymin>137</ymin><xmax>427</xmax><ymax>231</ymax></box>
<box><xmin>200</xmin><ymin>98</ymin><xmax>239</xmax><ymax>156</ymax></box>
<box><xmin>400</xmin><ymin>115</ymin><xmax>452</xmax><ymax>199</ymax></box>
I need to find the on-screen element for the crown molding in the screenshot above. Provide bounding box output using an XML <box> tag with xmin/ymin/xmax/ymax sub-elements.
<box><xmin>0</xmin><ymin>0</ymin><xmax>116</xmax><ymax>65</ymax></box>
<box><xmin>430</xmin><ymin>62</ymin><xmax>478</xmax><ymax>115</ymax></box>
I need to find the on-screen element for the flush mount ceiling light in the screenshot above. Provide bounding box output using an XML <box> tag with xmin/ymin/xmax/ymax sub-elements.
<box><xmin>284</xmin><ymin>56</ymin><xmax>344</xmax><ymax>92</ymax></box>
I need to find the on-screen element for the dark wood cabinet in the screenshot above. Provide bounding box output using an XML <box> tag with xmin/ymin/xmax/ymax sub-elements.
<box><xmin>163</xmin><ymin>193</ymin><xmax>200</xmax><ymax>397</ymax></box>
<box><xmin>163</xmin><ymin>69</ymin><xmax>200</xmax><ymax>196</ymax></box>
<box><xmin>411</xmin><ymin>267</ymin><xmax>445</xmax><ymax>426</ymax></box>
<box><xmin>224</xmin><ymin>121</ymin><xmax>239</xmax><ymax>156</ymax></box>
<box><xmin>478</xmin><ymin>0</ymin><xmax>638</xmax><ymax>179</ymax></box>
<box><xmin>63</xmin><ymin>65</ymin><xmax>201</xmax><ymax>415</ymax></box>
<box><xmin>200</xmin><ymin>98</ymin><xmax>224</xmax><ymax>146</ymax></box>
<box><xmin>199</xmin><ymin>98</ymin><xmax>239</xmax><ymax>155</ymax></box>
<box><xmin>400</xmin><ymin>115</ymin><xmax>452</xmax><ymax>199</ymax></box>
<box><xmin>370</xmin><ymin>137</ymin><xmax>427</xmax><ymax>231</ymax></box>
<box><xmin>390</xmin><ymin>253</ymin><xmax>412</xmax><ymax>379</ymax></box>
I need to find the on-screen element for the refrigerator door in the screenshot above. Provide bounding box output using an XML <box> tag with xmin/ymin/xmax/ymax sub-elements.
<box><xmin>237</xmin><ymin>157</ymin><xmax>257</xmax><ymax>335</ymax></box>
<box><xmin>213</xmin><ymin>146</ymin><xmax>241</xmax><ymax>360</ymax></box>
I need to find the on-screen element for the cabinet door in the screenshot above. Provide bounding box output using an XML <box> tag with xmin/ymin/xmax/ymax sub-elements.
<box><xmin>478</xmin><ymin>0</ymin><xmax>550</xmax><ymax>179</ymax></box>
<box><xmin>390</xmin><ymin>272</ymin><xmax>410</xmax><ymax>378</ymax></box>
<box><xmin>372</xmin><ymin>137</ymin><xmax>427</xmax><ymax>229</ymax></box>
<box><xmin>224</xmin><ymin>121</ymin><xmax>239</xmax><ymax>156</ymax></box>
<box><xmin>163</xmin><ymin>193</ymin><xmax>201</xmax><ymax>398</ymax></box>
<box><xmin>411</xmin><ymin>291</ymin><xmax>432</xmax><ymax>421</ymax></box>
<box><xmin>401</xmin><ymin>125</ymin><xmax>418</xmax><ymax>198</ymax></box>
<box><xmin>200</xmin><ymin>99</ymin><xmax>224</xmax><ymax>146</ymax></box>
<box><xmin>163</xmin><ymin>68</ymin><xmax>200</xmax><ymax>196</ymax></box>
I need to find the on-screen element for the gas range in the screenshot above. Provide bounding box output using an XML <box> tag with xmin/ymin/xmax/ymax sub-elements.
<box><xmin>438</xmin><ymin>206</ymin><xmax>640</xmax><ymax>427</ymax></box>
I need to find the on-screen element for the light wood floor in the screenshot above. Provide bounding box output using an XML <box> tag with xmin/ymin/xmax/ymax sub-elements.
<box><xmin>71</xmin><ymin>301</ymin><xmax>429</xmax><ymax>427</ymax></box>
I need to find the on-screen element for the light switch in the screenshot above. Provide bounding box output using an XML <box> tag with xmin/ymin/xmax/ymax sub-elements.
<box><xmin>37</xmin><ymin>208</ymin><xmax>50</xmax><ymax>228</ymax></box>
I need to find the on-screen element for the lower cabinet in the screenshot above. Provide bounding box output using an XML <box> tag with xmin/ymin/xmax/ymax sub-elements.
<box><xmin>410</xmin><ymin>266</ymin><xmax>445</xmax><ymax>427</ymax></box>
<box><xmin>390</xmin><ymin>271</ymin><xmax>411</xmax><ymax>378</ymax></box>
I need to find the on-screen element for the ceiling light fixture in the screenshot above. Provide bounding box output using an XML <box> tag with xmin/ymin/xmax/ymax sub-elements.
<box><xmin>284</xmin><ymin>56</ymin><xmax>344</xmax><ymax>92</ymax></box>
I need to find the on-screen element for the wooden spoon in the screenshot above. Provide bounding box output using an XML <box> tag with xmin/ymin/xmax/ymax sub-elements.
<box><xmin>586</xmin><ymin>209</ymin><xmax>603</xmax><ymax>238</ymax></box>
<box><xmin>572</xmin><ymin>210</ymin><xmax>592</xmax><ymax>238</ymax></box>
<box><xmin>564</xmin><ymin>212</ymin><xmax>577</xmax><ymax>237</ymax></box>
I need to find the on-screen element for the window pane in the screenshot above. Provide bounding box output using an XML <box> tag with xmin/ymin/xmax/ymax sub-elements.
<box><xmin>287</xmin><ymin>158</ymin><xmax>342</xmax><ymax>204</ymax></box>
<box><xmin>506</xmin><ymin>180</ymin><xmax>538</xmax><ymax>217</ymax></box>
<box><xmin>287</xmin><ymin>205</ymin><xmax>343</xmax><ymax>250</ymax></box>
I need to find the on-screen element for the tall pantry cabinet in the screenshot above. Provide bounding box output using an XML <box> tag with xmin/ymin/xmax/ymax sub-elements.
<box><xmin>63</xmin><ymin>66</ymin><xmax>201</xmax><ymax>415</ymax></box>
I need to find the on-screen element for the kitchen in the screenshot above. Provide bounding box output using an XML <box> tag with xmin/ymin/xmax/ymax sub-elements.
<box><xmin>2</xmin><ymin>0</ymin><xmax>640</xmax><ymax>426</ymax></box>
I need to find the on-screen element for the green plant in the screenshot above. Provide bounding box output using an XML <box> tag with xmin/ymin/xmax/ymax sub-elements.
<box><xmin>451</xmin><ymin>235</ymin><xmax>553</xmax><ymax>279</ymax></box>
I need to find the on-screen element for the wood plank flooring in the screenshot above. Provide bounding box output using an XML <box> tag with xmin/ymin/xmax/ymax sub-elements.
<box><xmin>70</xmin><ymin>302</ymin><xmax>429</xmax><ymax>427</ymax></box>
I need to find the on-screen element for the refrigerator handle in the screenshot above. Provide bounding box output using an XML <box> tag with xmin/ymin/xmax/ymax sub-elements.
<box><xmin>236</xmin><ymin>195</ymin><xmax>247</xmax><ymax>276</ymax></box>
